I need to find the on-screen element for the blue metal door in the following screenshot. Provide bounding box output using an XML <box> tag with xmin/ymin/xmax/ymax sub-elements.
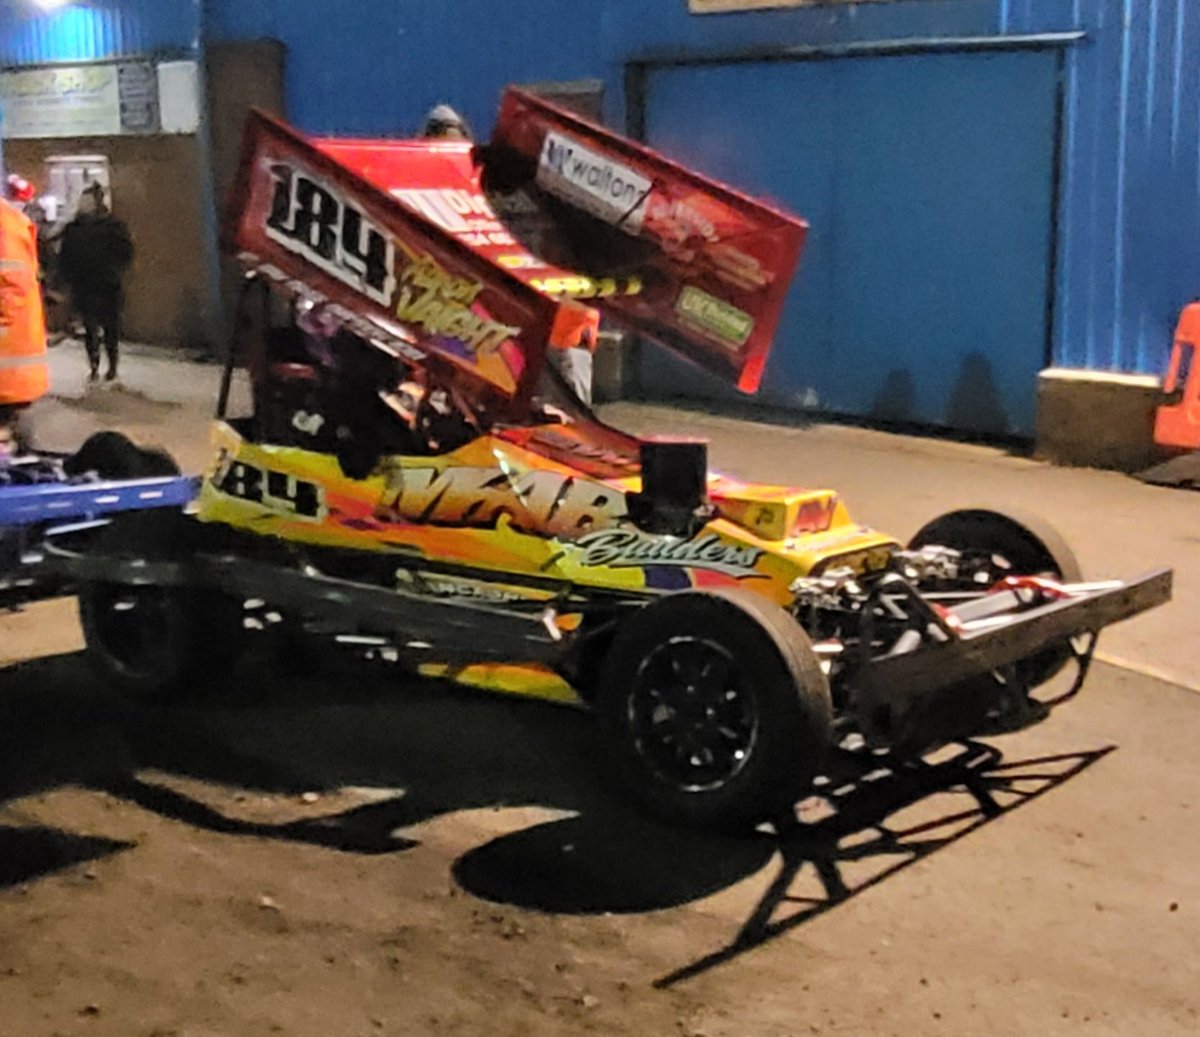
<box><xmin>638</xmin><ymin>49</ymin><xmax>1061</xmax><ymax>436</ymax></box>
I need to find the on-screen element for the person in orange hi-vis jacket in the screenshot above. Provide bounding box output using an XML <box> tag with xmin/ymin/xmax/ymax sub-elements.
<box><xmin>547</xmin><ymin>299</ymin><xmax>600</xmax><ymax>406</ymax></box>
<box><xmin>0</xmin><ymin>196</ymin><xmax>49</xmax><ymax>453</ymax></box>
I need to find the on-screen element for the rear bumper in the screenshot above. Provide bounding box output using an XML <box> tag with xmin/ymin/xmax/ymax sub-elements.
<box><xmin>855</xmin><ymin>568</ymin><xmax>1173</xmax><ymax>701</ymax></box>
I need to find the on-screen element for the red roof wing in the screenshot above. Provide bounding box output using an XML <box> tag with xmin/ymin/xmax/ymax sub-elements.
<box><xmin>482</xmin><ymin>87</ymin><xmax>809</xmax><ymax>393</ymax></box>
<box><xmin>224</xmin><ymin>111</ymin><xmax>562</xmax><ymax>412</ymax></box>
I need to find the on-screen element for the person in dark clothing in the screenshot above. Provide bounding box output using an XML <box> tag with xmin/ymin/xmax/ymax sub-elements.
<box><xmin>420</xmin><ymin>104</ymin><xmax>473</xmax><ymax>141</ymax></box>
<box><xmin>56</xmin><ymin>183</ymin><xmax>134</xmax><ymax>383</ymax></box>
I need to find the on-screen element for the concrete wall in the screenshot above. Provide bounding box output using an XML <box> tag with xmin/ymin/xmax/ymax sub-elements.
<box><xmin>1036</xmin><ymin>369</ymin><xmax>1165</xmax><ymax>472</ymax></box>
<box><xmin>205</xmin><ymin>39</ymin><xmax>287</xmax><ymax>343</ymax></box>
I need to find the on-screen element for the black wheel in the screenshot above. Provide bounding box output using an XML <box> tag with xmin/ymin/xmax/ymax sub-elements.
<box><xmin>908</xmin><ymin>508</ymin><xmax>1081</xmax><ymax>582</ymax></box>
<box><xmin>596</xmin><ymin>589</ymin><xmax>832</xmax><ymax>832</ymax></box>
<box><xmin>76</xmin><ymin>509</ymin><xmax>244</xmax><ymax>698</ymax></box>
<box><xmin>908</xmin><ymin>508</ymin><xmax>1082</xmax><ymax>690</ymax></box>
<box><xmin>79</xmin><ymin>582</ymin><xmax>244</xmax><ymax>697</ymax></box>
<box><xmin>63</xmin><ymin>430</ymin><xmax>180</xmax><ymax>479</ymax></box>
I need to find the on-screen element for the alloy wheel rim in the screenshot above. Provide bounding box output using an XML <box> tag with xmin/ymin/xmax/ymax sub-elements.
<box><xmin>626</xmin><ymin>636</ymin><xmax>759</xmax><ymax>793</ymax></box>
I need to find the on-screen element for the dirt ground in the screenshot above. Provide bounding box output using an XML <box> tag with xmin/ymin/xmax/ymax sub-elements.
<box><xmin>2</xmin><ymin>369</ymin><xmax>1198</xmax><ymax>1037</ymax></box>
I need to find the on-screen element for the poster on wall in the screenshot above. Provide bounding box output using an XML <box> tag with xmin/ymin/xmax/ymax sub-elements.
<box><xmin>117</xmin><ymin>62</ymin><xmax>160</xmax><ymax>134</ymax></box>
<box><xmin>0</xmin><ymin>61</ymin><xmax>160</xmax><ymax>139</ymax></box>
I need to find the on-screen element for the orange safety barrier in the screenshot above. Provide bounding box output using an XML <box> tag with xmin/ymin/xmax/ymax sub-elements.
<box><xmin>1154</xmin><ymin>303</ymin><xmax>1200</xmax><ymax>451</ymax></box>
<box><xmin>0</xmin><ymin>199</ymin><xmax>49</xmax><ymax>408</ymax></box>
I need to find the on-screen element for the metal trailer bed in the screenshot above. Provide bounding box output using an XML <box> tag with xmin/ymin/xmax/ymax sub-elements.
<box><xmin>0</xmin><ymin>454</ymin><xmax>197</xmax><ymax>610</ymax></box>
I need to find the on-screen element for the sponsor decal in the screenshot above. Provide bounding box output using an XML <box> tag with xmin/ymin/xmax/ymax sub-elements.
<box><xmin>291</xmin><ymin>410</ymin><xmax>326</xmax><ymax>437</ymax></box>
<box><xmin>497</xmin><ymin>253</ymin><xmax>544</xmax><ymax>271</ymax></box>
<box><xmin>239</xmin><ymin>254</ymin><xmax>429</xmax><ymax>365</ymax></box>
<box><xmin>648</xmin><ymin>196</ymin><xmax>719</xmax><ymax>245</ymax></box>
<box><xmin>574</xmin><ymin>530</ymin><xmax>764</xmax><ymax>577</ymax></box>
<box><xmin>378</xmin><ymin>465</ymin><xmax>625</xmax><ymax>539</ymax></box>
<box><xmin>211</xmin><ymin>455</ymin><xmax>326</xmax><ymax>521</ymax></box>
<box><xmin>392</xmin><ymin>188</ymin><xmax>517</xmax><ymax>249</ymax></box>
<box><xmin>520</xmin><ymin>427</ymin><xmax>640</xmax><ymax>475</ymax></box>
<box><xmin>537</xmin><ymin>131</ymin><xmax>652</xmax><ymax>233</ymax></box>
<box><xmin>675</xmin><ymin>285</ymin><xmax>755</xmax><ymax>348</ymax></box>
<box><xmin>530</xmin><ymin>274</ymin><xmax>643</xmax><ymax>300</ymax></box>
<box><xmin>395</xmin><ymin>570</ymin><xmax>529</xmax><ymax>604</ymax></box>
<box><xmin>266</xmin><ymin>164</ymin><xmax>395</xmax><ymax>306</ymax></box>
<box><xmin>644</xmin><ymin>195</ymin><xmax>772</xmax><ymax>291</ymax></box>
<box><xmin>703</xmin><ymin>243</ymin><xmax>773</xmax><ymax>292</ymax></box>
<box><xmin>394</xmin><ymin>248</ymin><xmax>521</xmax><ymax>355</ymax></box>
<box><xmin>748</xmin><ymin>504</ymin><xmax>780</xmax><ymax>535</ymax></box>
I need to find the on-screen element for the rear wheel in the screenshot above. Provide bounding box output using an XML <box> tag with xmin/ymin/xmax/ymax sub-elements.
<box><xmin>597</xmin><ymin>589</ymin><xmax>832</xmax><ymax>832</ymax></box>
<box><xmin>79</xmin><ymin>581</ymin><xmax>244</xmax><ymax>697</ymax></box>
<box><xmin>76</xmin><ymin>506</ymin><xmax>244</xmax><ymax>698</ymax></box>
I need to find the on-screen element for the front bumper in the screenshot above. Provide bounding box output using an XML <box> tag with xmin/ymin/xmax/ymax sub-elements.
<box><xmin>854</xmin><ymin>568</ymin><xmax>1173</xmax><ymax>702</ymax></box>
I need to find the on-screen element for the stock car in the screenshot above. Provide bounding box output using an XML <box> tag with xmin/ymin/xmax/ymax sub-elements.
<box><xmin>67</xmin><ymin>92</ymin><xmax>1170</xmax><ymax>831</ymax></box>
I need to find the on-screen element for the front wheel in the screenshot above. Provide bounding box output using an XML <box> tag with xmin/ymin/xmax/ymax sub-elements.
<box><xmin>596</xmin><ymin>589</ymin><xmax>832</xmax><ymax>832</ymax></box>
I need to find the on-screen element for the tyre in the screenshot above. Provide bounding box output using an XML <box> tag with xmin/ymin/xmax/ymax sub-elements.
<box><xmin>908</xmin><ymin>508</ymin><xmax>1082</xmax><ymax>690</ymax></box>
<box><xmin>908</xmin><ymin>508</ymin><xmax>1081</xmax><ymax>583</ymax></box>
<box><xmin>263</xmin><ymin>613</ymin><xmax>330</xmax><ymax>678</ymax></box>
<box><xmin>63</xmin><ymin>431</ymin><xmax>180</xmax><ymax>479</ymax></box>
<box><xmin>76</xmin><ymin>508</ymin><xmax>244</xmax><ymax>698</ymax></box>
<box><xmin>596</xmin><ymin>589</ymin><xmax>832</xmax><ymax>832</ymax></box>
<box><xmin>78</xmin><ymin>581</ymin><xmax>244</xmax><ymax>697</ymax></box>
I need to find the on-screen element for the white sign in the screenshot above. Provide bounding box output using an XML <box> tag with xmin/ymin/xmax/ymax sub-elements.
<box><xmin>537</xmin><ymin>130</ymin><xmax>651</xmax><ymax>233</ymax></box>
<box><xmin>157</xmin><ymin>60</ymin><xmax>200</xmax><ymax>135</ymax></box>
<box><xmin>0</xmin><ymin>65</ymin><xmax>122</xmax><ymax>139</ymax></box>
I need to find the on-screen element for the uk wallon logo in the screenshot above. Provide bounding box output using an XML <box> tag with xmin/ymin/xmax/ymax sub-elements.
<box><xmin>537</xmin><ymin>131</ymin><xmax>652</xmax><ymax>233</ymax></box>
<box><xmin>574</xmin><ymin>530</ymin><xmax>764</xmax><ymax>577</ymax></box>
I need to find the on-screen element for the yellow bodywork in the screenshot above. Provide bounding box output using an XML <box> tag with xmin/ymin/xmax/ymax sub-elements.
<box><xmin>195</xmin><ymin>420</ymin><xmax>897</xmax><ymax>703</ymax></box>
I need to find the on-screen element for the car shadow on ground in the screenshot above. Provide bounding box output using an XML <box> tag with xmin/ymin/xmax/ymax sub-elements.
<box><xmin>0</xmin><ymin>648</ymin><xmax>1111</xmax><ymax>984</ymax></box>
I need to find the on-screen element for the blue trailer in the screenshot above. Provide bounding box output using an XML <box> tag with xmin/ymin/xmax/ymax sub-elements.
<box><xmin>0</xmin><ymin>447</ymin><xmax>197</xmax><ymax>610</ymax></box>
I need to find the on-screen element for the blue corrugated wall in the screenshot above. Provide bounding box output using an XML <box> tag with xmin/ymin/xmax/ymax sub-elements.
<box><xmin>599</xmin><ymin>0</ymin><xmax>1200</xmax><ymax>378</ymax></box>
<box><xmin>0</xmin><ymin>0</ymin><xmax>198</xmax><ymax>64</ymax></box>
<box><xmin>3</xmin><ymin>0</ymin><xmax>1197</xmax><ymax>380</ymax></box>
<box><xmin>208</xmin><ymin>0</ymin><xmax>607</xmax><ymax>140</ymax></box>
<box><xmin>1052</xmin><ymin>0</ymin><xmax>1200</xmax><ymax>372</ymax></box>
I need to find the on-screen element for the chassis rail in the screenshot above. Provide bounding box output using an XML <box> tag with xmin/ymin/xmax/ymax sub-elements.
<box><xmin>31</xmin><ymin>542</ymin><xmax>633</xmax><ymax>666</ymax></box>
<box><xmin>6</xmin><ymin>491</ymin><xmax>1174</xmax><ymax>690</ymax></box>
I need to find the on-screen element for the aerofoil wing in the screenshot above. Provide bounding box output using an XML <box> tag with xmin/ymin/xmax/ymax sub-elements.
<box><xmin>480</xmin><ymin>87</ymin><xmax>809</xmax><ymax>393</ymax></box>
<box><xmin>224</xmin><ymin>110</ymin><xmax>563</xmax><ymax>412</ymax></box>
<box><xmin>227</xmin><ymin>92</ymin><xmax>808</xmax><ymax>409</ymax></box>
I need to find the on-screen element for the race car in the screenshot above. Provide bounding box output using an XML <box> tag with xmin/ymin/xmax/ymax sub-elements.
<box><xmin>67</xmin><ymin>92</ymin><xmax>1171</xmax><ymax>831</ymax></box>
